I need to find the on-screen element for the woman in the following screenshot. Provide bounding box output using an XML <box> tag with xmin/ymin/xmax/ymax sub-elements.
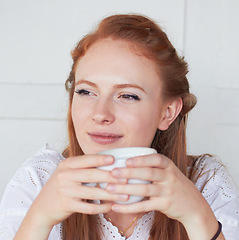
<box><xmin>1</xmin><ymin>14</ymin><xmax>238</xmax><ymax>240</ymax></box>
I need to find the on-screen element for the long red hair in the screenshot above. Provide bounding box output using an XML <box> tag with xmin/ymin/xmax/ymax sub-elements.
<box><xmin>62</xmin><ymin>14</ymin><xmax>197</xmax><ymax>240</ymax></box>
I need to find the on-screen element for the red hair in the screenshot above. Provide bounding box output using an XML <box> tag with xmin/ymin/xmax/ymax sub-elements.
<box><xmin>62</xmin><ymin>14</ymin><xmax>197</xmax><ymax>240</ymax></box>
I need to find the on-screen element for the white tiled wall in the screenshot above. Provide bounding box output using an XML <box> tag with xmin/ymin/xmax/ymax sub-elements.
<box><xmin>184</xmin><ymin>0</ymin><xmax>239</xmax><ymax>185</ymax></box>
<box><xmin>0</xmin><ymin>0</ymin><xmax>238</xmax><ymax>198</ymax></box>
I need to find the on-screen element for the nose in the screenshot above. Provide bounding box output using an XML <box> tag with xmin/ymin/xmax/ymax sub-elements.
<box><xmin>92</xmin><ymin>98</ymin><xmax>115</xmax><ymax>125</ymax></box>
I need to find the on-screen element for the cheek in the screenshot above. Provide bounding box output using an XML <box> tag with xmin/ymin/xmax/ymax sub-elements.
<box><xmin>71</xmin><ymin>99</ymin><xmax>86</xmax><ymax>131</ymax></box>
<box><xmin>122</xmin><ymin>108</ymin><xmax>159</xmax><ymax>138</ymax></box>
<box><xmin>71</xmin><ymin>102</ymin><xmax>78</xmax><ymax>127</ymax></box>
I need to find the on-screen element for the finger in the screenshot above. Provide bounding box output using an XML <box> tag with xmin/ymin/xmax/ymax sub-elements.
<box><xmin>111</xmin><ymin>167</ymin><xmax>167</xmax><ymax>182</ymax></box>
<box><xmin>68</xmin><ymin>199</ymin><xmax>113</xmax><ymax>214</ymax></box>
<box><xmin>126</xmin><ymin>154</ymin><xmax>170</xmax><ymax>169</ymax></box>
<box><xmin>63</xmin><ymin>168</ymin><xmax>122</xmax><ymax>184</ymax></box>
<box><xmin>111</xmin><ymin>197</ymin><xmax>171</xmax><ymax>214</ymax></box>
<box><xmin>106</xmin><ymin>183</ymin><xmax>164</xmax><ymax>197</ymax></box>
<box><xmin>111</xmin><ymin>199</ymin><xmax>160</xmax><ymax>214</ymax></box>
<box><xmin>59</xmin><ymin>154</ymin><xmax>114</xmax><ymax>169</ymax></box>
<box><xmin>62</xmin><ymin>184</ymin><xmax>129</xmax><ymax>202</ymax></box>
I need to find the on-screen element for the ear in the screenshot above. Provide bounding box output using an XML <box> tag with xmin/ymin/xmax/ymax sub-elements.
<box><xmin>158</xmin><ymin>98</ymin><xmax>183</xmax><ymax>131</ymax></box>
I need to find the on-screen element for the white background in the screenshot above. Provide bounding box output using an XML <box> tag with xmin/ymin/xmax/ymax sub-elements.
<box><xmin>0</xmin><ymin>0</ymin><xmax>239</xmax><ymax>198</ymax></box>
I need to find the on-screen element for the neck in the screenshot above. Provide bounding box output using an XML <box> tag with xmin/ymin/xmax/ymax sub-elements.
<box><xmin>104</xmin><ymin>211</ymin><xmax>144</xmax><ymax>238</ymax></box>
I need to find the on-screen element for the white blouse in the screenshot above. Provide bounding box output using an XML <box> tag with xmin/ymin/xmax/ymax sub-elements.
<box><xmin>0</xmin><ymin>144</ymin><xmax>238</xmax><ymax>240</ymax></box>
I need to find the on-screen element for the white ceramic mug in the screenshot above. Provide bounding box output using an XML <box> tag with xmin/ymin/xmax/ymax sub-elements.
<box><xmin>97</xmin><ymin>147</ymin><xmax>157</xmax><ymax>204</ymax></box>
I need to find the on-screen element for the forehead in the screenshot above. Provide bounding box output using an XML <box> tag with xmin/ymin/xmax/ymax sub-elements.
<box><xmin>75</xmin><ymin>38</ymin><xmax>161</xmax><ymax>89</ymax></box>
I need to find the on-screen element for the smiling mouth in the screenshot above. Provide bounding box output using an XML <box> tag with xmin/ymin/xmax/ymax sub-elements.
<box><xmin>88</xmin><ymin>132</ymin><xmax>123</xmax><ymax>145</ymax></box>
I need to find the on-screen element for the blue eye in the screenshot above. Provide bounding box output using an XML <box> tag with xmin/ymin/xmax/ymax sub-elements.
<box><xmin>120</xmin><ymin>94</ymin><xmax>140</xmax><ymax>101</ymax></box>
<box><xmin>75</xmin><ymin>89</ymin><xmax>91</xmax><ymax>95</ymax></box>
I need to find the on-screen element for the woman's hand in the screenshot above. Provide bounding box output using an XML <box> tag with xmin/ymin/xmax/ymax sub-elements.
<box><xmin>14</xmin><ymin>154</ymin><xmax>127</xmax><ymax>239</ymax></box>
<box><xmin>106</xmin><ymin>154</ymin><xmax>224</xmax><ymax>240</ymax></box>
<box><xmin>32</xmin><ymin>154</ymin><xmax>128</xmax><ymax>226</ymax></box>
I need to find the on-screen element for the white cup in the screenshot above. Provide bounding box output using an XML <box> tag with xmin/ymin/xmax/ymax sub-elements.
<box><xmin>97</xmin><ymin>147</ymin><xmax>157</xmax><ymax>204</ymax></box>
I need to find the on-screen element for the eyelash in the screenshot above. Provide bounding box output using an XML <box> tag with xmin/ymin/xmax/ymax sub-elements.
<box><xmin>75</xmin><ymin>89</ymin><xmax>92</xmax><ymax>95</ymax></box>
<box><xmin>119</xmin><ymin>94</ymin><xmax>140</xmax><ymax>101</ymax></box>
<box><xmin>75</xmin><ymin>89</ymin><xmax>141</xmax><ymax>101</ymax></box>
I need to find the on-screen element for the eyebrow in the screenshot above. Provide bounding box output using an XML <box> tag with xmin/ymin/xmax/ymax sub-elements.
<box><xmin>113</xmin><ymin>83</ymin><xmax>146</xmax><ymax>93</ymax></box>
<box><xmin>75</xmin><ymin>80</ymin><xmax>146</xmax><ymax>93</ymax></box>
<box><xmin>75</xmin><ymin>80</ymin><xmax>96</xmax><ymax>87</ymax></box>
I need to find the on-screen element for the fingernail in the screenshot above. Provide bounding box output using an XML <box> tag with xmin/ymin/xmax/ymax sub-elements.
<box><xmin>118</xmin><ymin>194</ymin><xmax>128</xmax><ymax>200</ymax></box>
<box><xmin>112</xmin><ymin>205</ymin><xmax>120</xmax><ymax>212</ymax></box>
<box><xmin>104</xmin><ymin>156</ymin><xmax>113</xmax><ymax>163</ymax></box>
<box><xmin>107</xmin><ymin>184</ymin><xmax>116</xmax><ymax>192</ymax></box>
<box><xmin>117</xmin><ymin>178</ymin><xmax>127</xmax><ymax>184</ymax></box>
<box><xmin>112</xmin><ymin>169</ymin><xmax>121</xmax><ymax>177</ymax></box>
<box><xmin>127</xmin><ymin>158</ymin><xmax>135</xmax><ymax>166</ymax></box>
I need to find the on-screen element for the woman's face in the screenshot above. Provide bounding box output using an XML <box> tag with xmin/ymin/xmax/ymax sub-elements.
<box><xmin>72</xmin><ymin>38</ymin><xmax>167</xmax><ymax>154</ymax></box>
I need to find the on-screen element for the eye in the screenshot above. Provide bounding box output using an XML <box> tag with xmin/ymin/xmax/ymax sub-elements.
<box><xmin>119</xmin><ymin>94</ymin><xmax>141</xmax><ymax>101</ymax></box>
<box><xmin>74</xmin><ymin>89</ymin><xmax>93</xmax><ymax>96</ymax></box>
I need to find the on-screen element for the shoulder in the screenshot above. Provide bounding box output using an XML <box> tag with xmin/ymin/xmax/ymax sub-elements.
<box><xmin>15</xmin><ymin>143</ymin><xmax>64</xmax><ymax>189</ymax></box>
<box><xmin>22</xmin><ymin>144</ymin><xmax>64</xmax><ymax>170</ymax></box>
<box><xmin>191</xmin><ymin>155</ymin><xmax>239</xmax><ymax>237</ymax></box>
<box><xmin>1</xmin><ymin>144</ymin><xmax>65</xmax><ymax>209</ymax></box>
<box><xmin>0</xmin><ymin>144</ymin><xmax>64</xmax><ymax>238</ymax></box>
<box><xmin>190</xmin><ymin>155</ymin><xmax>238</xmax><ymax>199</ymax></box>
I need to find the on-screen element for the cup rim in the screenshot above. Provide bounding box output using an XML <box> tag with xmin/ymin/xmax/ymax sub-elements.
<box><xmin>97</xmin><ymin>147</ymin><xmax>157</xmax><ymax>159</ymax></box>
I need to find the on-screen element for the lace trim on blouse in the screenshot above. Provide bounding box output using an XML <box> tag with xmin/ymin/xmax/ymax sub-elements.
<box><xmin>97</xmin><ymin>211</ymin><xmax>154</xmax><ymax>240</ymax></box>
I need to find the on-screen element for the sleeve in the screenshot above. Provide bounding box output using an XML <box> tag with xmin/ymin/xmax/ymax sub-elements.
<box><xmin>193</xmin><ymin>156</ymin><xmax>239</xmax><ymax>240</ymax></box>
<box><xmin>0</xmin><ymin>144</ymin><xmax>63</xmax><ymax>240</ymax></box>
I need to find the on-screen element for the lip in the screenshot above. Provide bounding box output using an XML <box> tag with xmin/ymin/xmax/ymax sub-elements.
<box><xmin>88</xmin><ymin>132</ymin><xmax>123</xmax><ymax>145</ymax></box>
